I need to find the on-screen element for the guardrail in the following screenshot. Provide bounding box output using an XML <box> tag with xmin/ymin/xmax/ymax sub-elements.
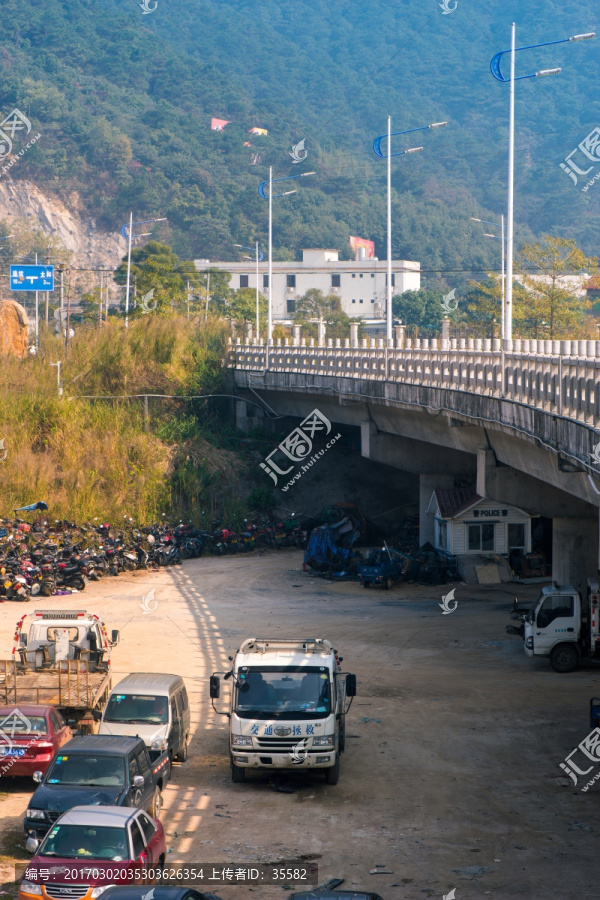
<box><xmin>230</xmin><ymin>336</ymin><xmax>600</xmax><ymax>427</ymax></box>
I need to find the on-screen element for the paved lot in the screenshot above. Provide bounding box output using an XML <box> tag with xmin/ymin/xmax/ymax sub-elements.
<box><xmin>0</xmin><ymin>552</ymin><xmax>599</xmax><ymax>899</ymax></box>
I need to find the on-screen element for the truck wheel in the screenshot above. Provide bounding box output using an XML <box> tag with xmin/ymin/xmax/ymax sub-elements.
<box><xmin>231</xmin><ymin>763</ymin><xmax>246</xmax><ymax>783</ymax></box>
<box><xmin>175</xmin><ymin>737</ymin><xmax>188</xmax><ymax>763</ymax></box>
<box><xmin>550</xmin><ymin>644</ymin><xmax>580</xmax><ymax>673</ymax></box>
<box><xmin>363</xmin><ymin>582</ymin><xmax>371</xmax><ymax>589</ymax></box>
<box><xmin>385</xmin><ymin>578</ymin><xmax>393</xmax><ymax>590</ymax></box>
<box><xmin>149</xmin><ymin>786</ymin><xmax>162</xmax><ymax>818</ymax></box>
<box><xmin>324</xmin><ymin>755</ymin><xmax>340</xmax><ymax>785</ymax></box>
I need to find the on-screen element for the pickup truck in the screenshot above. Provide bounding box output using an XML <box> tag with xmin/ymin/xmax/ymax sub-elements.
<box><xmin>23</xmin><ymin>734</ymin><xmax>169</xmax><ymax>840</ymax></box>
<box><xmin>358</xmin><ymin>546</ymin><xmax>409</xmax><ymax>590</ymax></box>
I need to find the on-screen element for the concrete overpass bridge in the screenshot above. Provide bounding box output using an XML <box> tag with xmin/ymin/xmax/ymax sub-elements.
<box><xmin>231</xmin><ymin>331</ymin><xmax>600</xmax><ymax>593</ymax></box>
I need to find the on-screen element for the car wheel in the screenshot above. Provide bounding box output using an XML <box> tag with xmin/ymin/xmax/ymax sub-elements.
<box><xmin>175</xmin><ymin>736</ymin><xmax>188</xmax><ymax>763</ymax></box>
<box><xmin>149</xmin><ymin>785</ymin><xmax>162</xmax><ymax>818</ymax></box>
<box><xmin>550</xmin><ymin>643</ymin><xmax>579</xmax><ymax>673</ymax></box>
<box><xmin>324</xmin><ymin>754</ymin><xmax>340</xmax><ymax>785</ymax></box>
<box><xmin>362</xmin><ymin>582</ymin><xmax>371</xmax><ymax>589</ymax></box>
<box><xmin>231</xmin><ymin>762</ymin><xmax>246</xmax><ymax>783</ymax></box>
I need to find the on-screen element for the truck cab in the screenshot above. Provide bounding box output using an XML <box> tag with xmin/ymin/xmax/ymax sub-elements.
<box><xmin>15</xmin><ymin>610</ymin><xmax>119</xmax><ymax>672</ymax></box>
<box><xmin>210</xmin><ymin>638</ymin><xmax>356</xmax><ymax>785</ymax></box>
<box><xmin>521</xmin><ymin>582</ymin><xmax>600</xmax><ymax>672</ymax></box>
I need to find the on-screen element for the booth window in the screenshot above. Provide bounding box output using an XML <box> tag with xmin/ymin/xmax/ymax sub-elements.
<box><xmin>468</xmin><ymin>523</ymin><xmax>495</xmax><ymax>551</ymax></box>
<box><xmin>508</xmin><ymin>523</ymin><xmax>525</xmax><ymax>549</ymax></box>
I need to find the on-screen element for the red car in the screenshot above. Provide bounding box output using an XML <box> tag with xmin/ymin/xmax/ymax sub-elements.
<box><xmin>0</xmin><ymin>705</ymin><xmax>72</xmax><ymax>779</ymax></box>
<box><xmin>20</xmin><ymin>805</ymin><xmax>166</xmax><ymax>900</ymax></box>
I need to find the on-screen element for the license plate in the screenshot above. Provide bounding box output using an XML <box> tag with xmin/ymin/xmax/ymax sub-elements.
<box><xmin>1</xmin><ymin>747</ymin><xmax>26</xmax><ymax>757</ymax></box>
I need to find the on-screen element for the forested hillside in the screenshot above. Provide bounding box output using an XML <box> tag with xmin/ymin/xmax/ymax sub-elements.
<box><xmin>1</xmin><ymin>0</ymin><xmax>598</xmax><ymax>286</ymax></box>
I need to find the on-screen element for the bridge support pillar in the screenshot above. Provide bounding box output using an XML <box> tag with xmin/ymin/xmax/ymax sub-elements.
<box><xmin>420</xmin><ymin>474</ymin><xmax>453</xmax><ymax>547</ymax></box>
<box><xmin>552</xmin><ymin>517</ymin><xmax>599</xmax><ymax>598</ymax></box>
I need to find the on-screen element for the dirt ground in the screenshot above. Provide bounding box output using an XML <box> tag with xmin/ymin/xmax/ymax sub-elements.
<box><xmin>0</xmin><ymin>553</ymin><xmax>598</xmax><ymax>900</ymax></box>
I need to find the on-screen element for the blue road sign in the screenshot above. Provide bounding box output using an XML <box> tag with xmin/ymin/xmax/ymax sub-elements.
<box><xmin>10</xmin><ymin>265</ymin><xmax>55</xmax><ymax>292</ymax></box>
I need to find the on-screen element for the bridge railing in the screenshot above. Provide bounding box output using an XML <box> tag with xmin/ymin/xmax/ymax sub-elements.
<box><xmin>230</xmin><ymin>337</ymin><xmax>600</xmax><ymax>427</ymax></box>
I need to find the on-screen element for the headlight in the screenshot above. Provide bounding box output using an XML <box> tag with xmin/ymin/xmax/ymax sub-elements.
<box><xmin>231</xmin><ymin>734</ymin><xmax>253</xmax><ymax>747</ymax></box>
<box><xmin>312</xmin><ymin>734</ymin><xmax>335</xmax><ymax>747</ymax></box>
<box><xmin>151</xmin><ymin>739</ymin><xmax>168</xmax><ymax>751</ymax></box>
<box><xmin>525</xmin><ymin>637</ymin><xmax>533</xmax><ymax>649</ymax></box>
<box><xmin>26</xmin><ymin>809</ymin><xmax>47</xmax><ymax>820</ymax></box>
<box><xmin>20</xmin><ymin>882</ymin><xmax>42</xmax><ymax>896</ymax></box>
<box><xmin>91</xmin><ymin>886</ymin><xmax>116</xmax><ymax>898</ymax></box>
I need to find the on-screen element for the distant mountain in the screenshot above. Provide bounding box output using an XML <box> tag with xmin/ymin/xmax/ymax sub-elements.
<box><xmin>1</xmin><ymin>0</ymin><xmax>598</xmax><ymax>287</ymax></box>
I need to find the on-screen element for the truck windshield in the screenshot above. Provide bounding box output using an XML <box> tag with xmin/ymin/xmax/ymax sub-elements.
<box><xmin>46</xmin><ymin>754</ymin><xmax>125</xmax><ymax>786</ymax></box>
<box><xmin>235</xmin><ymin>666</ymin><xmax>331</xmax><ymax>719</ymax></box>
<box><xmin>40</xmin><ymin>824</ymin><xmax>129</xmax><ymax>860</ymax></box>
<box><xmin>104</xmin><ymin>693</ymin><xmax>168</xmax><ymax>725</ymax></box>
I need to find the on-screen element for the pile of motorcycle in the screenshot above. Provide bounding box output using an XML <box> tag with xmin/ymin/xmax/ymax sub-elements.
<box><xmin>0</xmin><ymin>514</ymin><xmax>309</xmax><ymax>601</ymax></box>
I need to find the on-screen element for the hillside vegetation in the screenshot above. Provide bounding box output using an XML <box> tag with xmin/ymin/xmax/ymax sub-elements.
<box><xmin>1</xmin><ymin>0</ymin><xmax>598</xmax><ymax>291</ymax></box>
<box><xmin>0</xmin><ymin>317</ymin><xmax>253</xmax><ymax>524</ymax></box>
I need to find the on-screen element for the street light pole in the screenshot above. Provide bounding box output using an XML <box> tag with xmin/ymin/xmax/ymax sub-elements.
<box><xmin>256</xmin><ymin>239</ymin><xmax>260</xmax><ymax>338</ymax></box>
<box><xmin>374</xmin><ymin>119</ymin><xmax>447</xmax><ymax>345</ymax></box>
<box><xmin>471</xmin><ymin>216</ymin><xmax>506</xmax><ymax>339</ymax></box>
<box><xmin>268</xmin><ymin>166</ymin><xmax>273</xmax><ymax>342</ymax></box>
<box><xmin>124</xmin><ymin>211</ymin><xmax>133</xmax><ymax>329</ymax></box>
<box><xmin>490</xmin><ymin>26</ymin><xmax>595</xmax><ymax>343</ymax></box>
<box><xmin>506</xmin><ymin>22</ymin><xmax>516</xmax><ymax>342</ymax></box>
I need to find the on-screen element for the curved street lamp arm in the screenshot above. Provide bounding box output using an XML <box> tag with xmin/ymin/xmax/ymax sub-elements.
<box><xmin>490</xmin><ymin>33</ymin><xmax>594</xmax><ymax>82</ymax></box>
<box><xmin>373</xmin><ymin>123</ymin><xmax>446</xmax><ymax>158</ymax></box>
<box><xmin>258</xmin><ymin>171</ymin><xmax>315</xmax><ymax>200</ymax></box>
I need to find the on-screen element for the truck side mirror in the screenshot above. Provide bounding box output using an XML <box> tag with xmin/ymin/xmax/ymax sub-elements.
<box><xmin>346</xmin><ymin>674</ymin><xmax>357</xmax><ymax>697</ymax></box>
<box><xmin>133</xmin><ymin>774</ymin><xmax>145</xmax><ymax>787</ymax></box>
<box><xmin>209</xmin><ymin>675</ymin><xmax>220</xmax><ymax>699</ymax></box>
<box><xmin>20</xmin><ymin>634</ymin><xmax>28</xmax><ymax>646</ymax></box>
<box><xmin>111</xmin><ymin>630</ymin><xmax>120</xmax><ymax>645</ymax></box>
<box><xmin>26</xmin><ymin>836</ymin><xmax>40</xmax><ymax>854</ymax></box>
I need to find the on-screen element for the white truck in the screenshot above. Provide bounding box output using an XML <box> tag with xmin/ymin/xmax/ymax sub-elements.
<box><xmin>0</xmin><ymin>610</ymin><xmax>119</xmax><ymax>730</ymax></box>
<box><xmin>507</xmin><ymin>580</ymin><xmax>600</xmax><ymax>673</ymax></box>
<box><xmin>210</xmin><ymin>638</ymin><xmax>356</xmax><ymax>784</ymax></box>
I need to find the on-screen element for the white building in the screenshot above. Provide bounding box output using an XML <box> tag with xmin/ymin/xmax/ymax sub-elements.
<box><xmin>427</xmin><ymin>488</ymin><xmax>531</xmax><ymax>558</ymax></box>
<box><xmin>195</xmin><ymin>248</ymin><xmax>420</xmax><ymax>322</ymax></box>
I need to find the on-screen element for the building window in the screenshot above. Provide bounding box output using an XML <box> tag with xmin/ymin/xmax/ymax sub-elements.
<box><xmin>352</xmin><ymin>299</ymin><xmax>356</xmax><ymax>304</ymax></box>
<box><xmin>385</xmin><ymin>274</ymin><xmax>396</xmax><ymax>287</ymax></box>
<box><xmin>287</xmin><ymin>274</ymin><xmax>296</xmax><ymax>288</ymax></box>
<box><xmin>371</xmin><ymin>299</ymin><xmax>375</xmax><ymax>303</ymax></box>
<box><xmin>436</xmin><ymin>520</ymin><xmax>448</xmax><ymax>550</ymax></box>
<box><xmin>332</xmin><ymin>274</ymin><xmax>341</xmax><ymax>288</ymax></box>
<box><xmin>371</xmin><ymin>274</ymin><xmax>375</xmax><ymax>278</ymax></box>
<box><xmin>240</xmin><ymin>274</ymin><xmax>249</xmax><ymax>288</ymax></box>
<box><xmin>359</xmin><ymin>299</ymin><xmax>363</xmax><ymax>304</ymax></box>
<box><xmin>359</xmin><ymin>273</ymin><xmax>363</xmax><ymax>278</ymax></box>
<box><xmin>508</xmin><ymin>523</ymin><xmax>525</xmax><ymax>549</ymax></box>
<box><xmin>263</xmin><ymin>274</ymin><xmax>269</xmax><ymax>288</ymax></box>
<box><xmin>287</xmin><ymin>298</ymin><xmax>296</xmax><ymax>314</ymax></box>
<box><xmin>352</xmin><ymin>273</ymin><xmax>356</xmax><ymax>278</ymax></box>
<box><xmin>468</xmin><ymin>523</ymin><xmax>495</xmax><ymax>551</ymax></box>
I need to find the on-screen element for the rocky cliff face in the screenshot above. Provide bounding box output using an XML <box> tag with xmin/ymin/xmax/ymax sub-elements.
<box><xmin>0</xmin><ymin>299</ymin><xmax>29</xmax><ymax>357</ymax></box>
<box><xmin>0</xmin><ymin>179</ymin><xmax>125</xmax><ymax>270</ymax></box>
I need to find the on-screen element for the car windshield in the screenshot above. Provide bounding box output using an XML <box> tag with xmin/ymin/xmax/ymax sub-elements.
<box><xmin>0</xmin><ymin>715</ymin><xmax>47</xmax><ymax>735</ymax></box>
<box><xmin>235</xmin><ymin>666</ymin><xmax>331</xmax><ymax>720</ymax></box>
<box><xmin>104</xmin><ymin>693</ymin><xmax>168</xmax><ymax>725</ymax></box>
<box><xmin>40</xmin><ymin>824</ymin><xmax>129</xmax><ymax>860</ymax></box>
<box><xmin>46</xmin><ymin>754</ymin><xmax>125</xmax><ymax>786</ymax></box>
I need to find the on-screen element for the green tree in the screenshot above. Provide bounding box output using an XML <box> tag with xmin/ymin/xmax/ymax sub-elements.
<box><xmin>294</xmin><ymin>288</ymin><xmax>340</xmax><ymax>327</ymax></box>
<box><xmin>517</xmin><ymin>236</ymin><xmax>598</xmax><ymax>338</ymax></box>
<box><xmin>226</xmin><ymin>287</ymin><xmax>267</xmax><ymax>335</ymax></box>
<box><xmin>114</xmin><ymin>241</ymin><xmax>200</xmax><ymax>316</ymax></box>
<box><xmin>392</xmin><ymin>289</ymin><xmax>445</xmax><ymax>336</ymax></box>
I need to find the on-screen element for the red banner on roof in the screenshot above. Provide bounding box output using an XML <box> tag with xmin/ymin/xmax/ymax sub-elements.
<box><xmin>349</xmin><ymin>236</ymin><xmax>375</xmax><ymax>258</ymax></box>
<box><xmin>211</xmin><ymin>118</ymin><xmax>231</xmax><ymax>131</ymax></box>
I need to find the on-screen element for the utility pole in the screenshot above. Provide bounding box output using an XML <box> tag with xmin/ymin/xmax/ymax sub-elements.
<box><xmin>187</xmin><ymin>280</ymin><xmax>190</xmax><ymax>319</ymax></box>
<box><xmin>205</xmin><ymin>272</ymin><xmax>210</xmax><ymax>319</ymax></box>
<box><xmin>65</xmin><ymin>269</ymin><xmax>71</xmax><ymax>354</ymax></box>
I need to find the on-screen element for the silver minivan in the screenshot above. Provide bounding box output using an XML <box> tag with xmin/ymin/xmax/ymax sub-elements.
<box><xmin>97</xmin><ymin>673</ymin><xmax>190</xmax><ymax>764</ymax></box>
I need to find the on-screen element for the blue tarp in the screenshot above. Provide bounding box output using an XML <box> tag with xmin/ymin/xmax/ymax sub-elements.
<box><xmin>304</xmin><ymin>523</ymin><xmax>354</xmax><ymax>573</ymax></box>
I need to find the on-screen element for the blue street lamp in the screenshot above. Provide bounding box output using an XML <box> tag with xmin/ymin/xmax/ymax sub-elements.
<box><xmin>373</xmin><ymin>119</ymin><xmax>447</xmax><ymax>343</ymax></box>
<box><xmin>259</xmin><ymin>170</ymin><xmax>315</xmax><ymax>341</ymax></box>
<box><xmin>120</xmin><ymin>215</ymin><xmax>167</xmax><ymax>327</ymax></box>
<box><xmin>234</xmin><ymin>243</ymin><xmax>265</xmax><ymax>336</ymax></box>
<box><xmin>490</xmin><ymin>26</ymin><xmax>594</xmax><ymax>342</ymax></box>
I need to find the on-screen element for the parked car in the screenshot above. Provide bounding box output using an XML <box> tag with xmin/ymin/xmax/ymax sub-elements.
<box><xmin>0</xmin><ymin>705</ymin><xmax>72</xmax><ymax>779</ymax></box>
<box><xmin>24</xmin><ymin>735</ymin><xmax>169</xmax><ymax>840</ymax></box>
<box><xmin>20</xmin><ymin>805</ymin><xmax>166</xmax><ymax>900</ymax></box>
<box><xmin>97</xmin><ymin>673</ymin><xmax>190</xmax><ymax>764</ymax></box>
<box><xmin>102</xmin><ymin>889</ymin><xmax>222</xmax><ymax>900</ymax></box>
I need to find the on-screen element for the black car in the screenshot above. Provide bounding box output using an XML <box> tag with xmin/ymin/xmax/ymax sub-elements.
<box><xmin>101</xmin><ymin>889</ymin><xmax>221</xmax><ymax>900</ymax></box>
<box><xmin>24</xmin><ymin>734</ymin><xmax>170</xmax><ymax>839</ymax></box>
